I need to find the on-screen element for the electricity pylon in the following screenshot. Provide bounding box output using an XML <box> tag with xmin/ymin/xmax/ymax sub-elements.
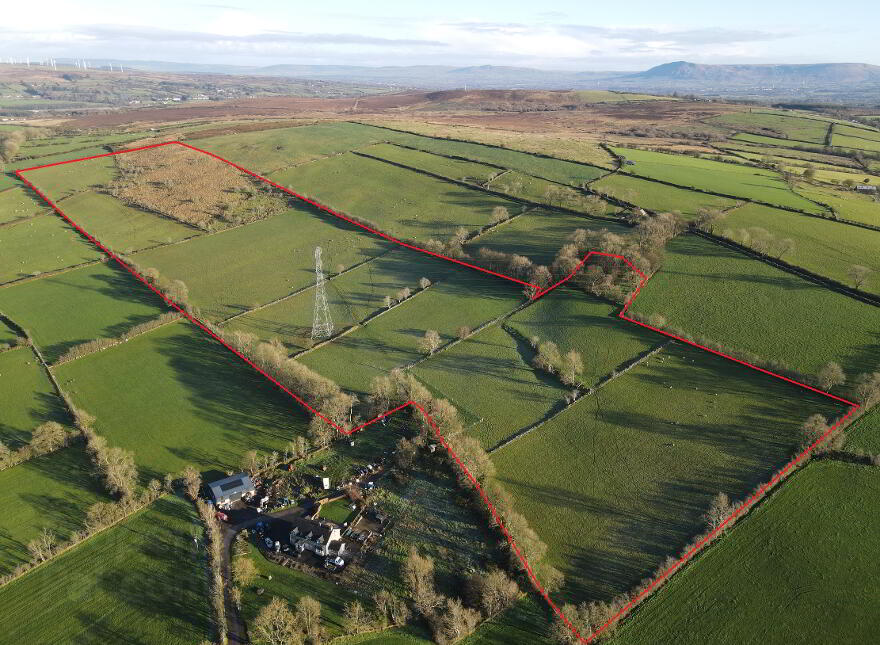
<box><xmin>311</xmin><ymin>246</ymin><xmax>334</xmax><ymax>340</ymax></box>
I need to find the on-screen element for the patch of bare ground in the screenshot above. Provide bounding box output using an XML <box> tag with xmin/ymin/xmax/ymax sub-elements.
<box><xmin>109</xmin><ymin>144</ymin><xmax>288</xmax><ymax>230</ymax></box>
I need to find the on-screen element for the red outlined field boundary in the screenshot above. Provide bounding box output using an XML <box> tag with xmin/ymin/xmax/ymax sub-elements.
<box><xmin>15</xmin><ymin>142</ymin><xmax>860</xmax><ymax>643</ymax></box>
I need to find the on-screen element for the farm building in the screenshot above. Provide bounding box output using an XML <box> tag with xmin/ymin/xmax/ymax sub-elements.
<box><xmin>207</xmin><ymin>473</ymin><xmax>255</xmax><ymax>508</ymax></box>
<box><xmin>289</xmin><ymin>517</ymin><xmax>344</xmax><ymax>557</ymax></box>
<box><xmin>855</xmin><ymin>185</ymin><xmax>877</xmax><ymax>192</ymax></box>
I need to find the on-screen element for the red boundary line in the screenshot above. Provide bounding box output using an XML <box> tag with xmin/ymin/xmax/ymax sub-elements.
<box><xmin>15</xmin><ymin>142</ymin><xmax>859</xmax><ymax>643</ymax></box>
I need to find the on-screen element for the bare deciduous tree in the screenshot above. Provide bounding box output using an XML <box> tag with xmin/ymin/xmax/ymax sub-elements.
<box><xmin>419</xmin><ymin>329</ymin><xmax>442</xmax><ymax>355</ymax></box>
<box><xmin>296</xmin><ymin>595</ymin><xmax>322</xmax><ymax>642</ymax></box>
<box><xmin>817</xmin><ymin>362</ymin><xmax>846</xmax><ymax>392</ymax></box>
<box><xmin>252</xmin><ymin>596</ymin><xmax>301</xmax><ymax>645</ymax></box>
<box><xmin>419</xmin><ymin>277</ymin><xmax>431</xmax><ymax>289</ymax></box>
<box><xmin>848</xmin><ymin>264</ymin><xmax>873</xmax><ymax>289</ymax></box>
<box><xmin>182</xmin><ymin>464</ymin><xmax>202</xmax><ymax>501</ymax></box>
<box><xmin>232</xmin><ymin>556</ymin><xmax>258</xmax><ymax>588</ymax></box>
<box><xmin>27</xmin><ymin>527</ymin><xmax>58</xmax><ymax>563</ymax></box>
<box><xmin>704</xmin><ymin>492</ymin><xmax>735</xmax><ymax>531</ymax></box>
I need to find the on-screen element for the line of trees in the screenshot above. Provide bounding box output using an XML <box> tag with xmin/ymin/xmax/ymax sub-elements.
<box><xmin>529</xmin><ymin>337</ymin><xmax>585</xmax><ymax>387</ymax></box>
<box><xmin>196</xmin><ymin>499</ymin><xmax>227</xmax><ymax>644</ymax></box>
<box><xmin>0</xmin><ymin>421</ymin><xmax>71</xmax><ymax>471</ymax></box>
<box><xmin>210</xmin><ymin>327</ymin><xmax>356</xmax><ymax>439</ymax></box>
<box><xmin>55</xmin><ymin>311</ymin><xmax>181</xmax><ymax>364</ymax></box>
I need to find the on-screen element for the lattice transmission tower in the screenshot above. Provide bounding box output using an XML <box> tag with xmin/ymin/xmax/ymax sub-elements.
<box><xmin>311</xmin><ymin>246</ymin><xmax>334</xmax><ymax>340</ymax></box>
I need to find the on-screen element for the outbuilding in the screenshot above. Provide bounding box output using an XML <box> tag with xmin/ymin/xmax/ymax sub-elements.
<box><xmin>208</xmin><ymin>473</ymin><xmax>256</xmax><ymax>508</ymax></box>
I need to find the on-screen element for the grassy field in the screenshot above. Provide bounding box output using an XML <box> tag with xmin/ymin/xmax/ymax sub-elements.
<box><xmin>2</xmin><ymin>146</ymin><xmax>114</xmax><ymax>191</ymax></box>
<box><xmin>412</xmin><ymin>325</ymin><xmax>567</xmax><ymax>449</ymax></box>
<box><xmin>718</xmin><ymin>203</ymin><xmax>880</xmax><ymax>294</ymax></box>
<box><xmin>0</xmin><ymin>186</ymin><xmax>46</xmax><ymax>224</ymax></box>
<box><xmin>490</xmin><ymin>343</ymin><xmax>842</xmax><ymax>605</ymax></box>
<box><xmin>270</xmin><ymin>152</ymin><xmax>517</xmax><ymax>242</ymax></box>
<box><xmin>591</xmin><ymin>173</ymin><xmax>738</xmax><ymax>219</ymax></box>
<box><xmin>611</xmin><ymin>147</ymin><xmax>823</xmax><ymax>212</ymax></box>
<box><xmin>319</xmin><ymin>498</ymin><xmax>357</xmax><ymax>524</ymax></box>
<box><xmin>301</xmin><ymin>276</ymin><xmax>523</xmax><ymax>395</ymax></box>
<box><xmin>628</xmin><ymin>234</ymin><xmax>880</xmax><ymax>381</ymax></box>
<box><xmin>787</xmin><ymin>165</ymin><xmax>880</xmax><ymax>187</ymax></box>
<box><xmin>16</xmin><ymin>131</ymin><xmax>152</xmax><ymax>160</ymax></box>
<box><xmin>0</xmin><ymin>346</ymin><xmax>69</xmax><ymax>446</ymax></box>
<box><xmin>379</xmin><ymin>128</ymin><xmax>608</xmax><ymax>187</ymax></box>
<box><xmin>796</xmin><ymin>183</ymin><xmax>880</xmax><ymax>226</ymax></box>
<box><xmin>361</xmin><ymin>119</ymin><xmax>615</xmax><ymax>169</ymax></box>
<box><xmin>224</xmin><ymin>248</ymin><xmax>474</xmax><ymax>352</ymax></box>
<box><xmin>0</xmin><ymin>319</ymin><xmax>18</xmax><ymax>345</ymax></box>
<box><xmin>485</xmin><ymin>170</ymin><xmax>616</xmax><ymax>217</ymax></box>
<box><xmin>0</xmin><ymin>442</ymin><xmax>111</xmax><ymax>573</ymax></box>
<box><xmin>721</xmin><ymin>141</ymin><xmax>863</xmax><ymax>168</ymax></box>
<box><xmin>831</xmin><ymin>132</ymin><xmax>880</xmax><ymax>152</ymax></box>
<box><xmin>464</xmin><ymin>596</ymin><xmax>554</xmax><ymax>645</ymax></box>
<box><xmin>610</xmin><ymin>461</ymin><xmax>880</xmax><ymax>644</ymax></box>
<box><xmin>844</xmin><ymin>408</ymin><xmax>880</xmax><ymax>453</ymax></box>
<box><xmin>707</xmin><ymin>112</ymin><xmax>830</xmax><ymax>143</ymax></box>
<box><xmin>473</xmin><ymin>209</ymin><xmax>626</xmax><ymax>266</ymax></box>
<box><xmin>360</xmin><ymin>143</ymin><xmax>501</xmax><ymax>183</ymax></box>
<box><xmin>0</xmin><ymin>261</ymin><xmax>171</xmax><ymax>363</ymax></box>
<box><xmin>730</xmin><ymin>132</ymin><xmax>827</xmax><ymax>150</ymax></box>
<box><xmin>133</xmin><ymin>207</ymin><xmax>390</xmax><ymax>321</ymax></box>
<box><xmin>0</xmin><ymin>495</ymin><xmax>213</xmax><ymax>644</ymax></box>
<box><xmin>240</xmin><ymin>542</ymin><xmax>355</xmax><ymax>639</ymax></box>
<box><xmin>834</xmin><ymin>123</ymin><xmax>880</xmax><ymax>140</ymax></box>
<box><xmin>56</xmin><ymin>190</ymin><xmax>200</xmax><ymax>253</ymax></box>
<box><xmin>0</xmin><ymin>214</ymin><xmax>102</xmax><ymax>284</ymax></box>
<box><xmin>506</xmin><ymin>290</ymin><xmax>661</xmax><ymax>388</ymax></box>
<box><xmin>194</xmin><ymin>121</ymin><xmax>389</xmax><ymax>174</ymax></box>
<box><xmin>55</xmin><ymin>321</ymin><xmax>309</xmax><ymax>481</ymax></box>
<box><xmin>18</xmin><ymin>151</ymin><xmax>117</xmax><ymax>197</ymax></box>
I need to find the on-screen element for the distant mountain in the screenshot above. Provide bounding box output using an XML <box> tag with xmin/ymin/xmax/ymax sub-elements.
<box><xmin>54</xmin><ymin>58</ymin><xmax>880</xmax><ymax>103</ymax></box>
<box><xmin>628</xmin><ymin>61</ymin><xmax>880</xmax><ymax>85</ymax></box>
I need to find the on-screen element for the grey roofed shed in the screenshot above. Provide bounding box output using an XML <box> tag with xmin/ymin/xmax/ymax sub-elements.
<box><xmin>208</xmin><ymin>473</ymin><xmax>255</xmax><ymax>505</ymax></box>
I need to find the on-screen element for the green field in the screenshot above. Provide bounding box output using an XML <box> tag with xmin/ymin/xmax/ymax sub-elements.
<box><xmin>16</xmin><ymin>131</ymin><xmax>153</xmax><ymax>160</ymax></box>
<box><xmin>708</xmin><ymin>112</ymin><xmax>830</xmax><ymax>143</ymax></box>
<box><xmin>718</xmin><ymin>203</ymin><xmax>880</xmax><ymax>294</ymax></box>
<box><xmin>301</xmin><ymin>276</ymin><xmax>523</xmax><ymax>395</ymax></box>
<box><xmin>374</xmin><ymin>127</ymin><xmax>608</xmax><ymax>187</ymax></box>
<box><xmin>610</xmin><ymin>461</ymin><xmax>880</xmax><ymax>644</ymax></box>
<box><xmin>224</xmin><ymin>247</ymin><xmax>483</xmax><ymax>352</ymax></box>
<box><xmin>0</xmin><ymin>495</ymin><xmax>213</xmax><ymax>644</ymax></box>
<box><xmin>0</xmin><ymin>442</ymin><xmax>111</xmax><ymax>573</ymax></box>
<box><xmin>845</xmin><ymin>408</ymin><xmax>880</xmax><ymax>453</ymax></box>
<box><xmin>0</xmin><ymin>261</ymin><xmax>171</xmax><ymax>363</ymax></box>
<box><xmin>0</xmin><ymin>346</ymin><xmax>69</xmax><ymax>446</ymax></box>
<box><xmin>55</xmin><ymin>191</ymin><xmax>199</xmax><ymax>253</ymax></box>
<box><xmin>360</xmin><ymin>143</ymin><xmax>501</xmax><ymax>183</ymax></box>
<box><xmin>485</xmin><ymin>170</ymin><xmax>615</xmax><ymax>216</ymax></box>
<box><xmin>797</xmin><ymin>183</ymin><xmax>880</xmax><ymax>226</ymax></box>
<box><xmin>0</xmin><ymin>215</ymin><xmax>102</xmax><ymax>284</ymax></box>
<box><xmin>16</xmin><ymin>150</ymin><xmax>117</xmax><ymax>197</ymax></box>
<box><xmin>412</xmin><ymin>325</ymin><xmax>566</xmax><ymax>448</ymax></box>
<box><xmin>133</xmin><ymin>208</ymin><xmax>390</xmax><ymax>321</ymax></box>
<box><xmin>730</xmin><ymin>132</ymin><xmax>827</xmax><ymax>150</ymax></box>
<box><xmin>319</xmin><ymin>498</ymin><xmax>357</xmax><ymax>524</ymax></box>
<box><xmin>629</xmin><ymin>234</ymin><xmax>880</xmax><ymax>380</ymax></box>
<box><xmin>194</xmin><ymin>121</ymin><xmax>389</xmax><ymax>174</ymax></box>
<box><xmin>240</xmin><ymin>542</ymin><xmax>355</xmax><ymax>638</ymax></box>
<box><xmin>611</xmin><ymin>147</ymin><xmax>823</xmax><ymax>212</ymax></box>
<box><xmin>55</xmin><ymin>321</ymin><xmax>309</xmax><ymax>480</ymax></box>
<box><xmin>271</xmin><ymin>152</ymin><xmax>516</xmax><ymax>242</ymax></box>
<box><xmin>721</xmin><ymin>141</ymin><xmax>863</xmax><ymax>168</ymax></box>
<box><xmin>789</xmin><ymin>165</ymin><xmax>880</xmax><ymax>187</ymax></box>
<box><xmin>506</xmin><ymin>290</ymin><xmax>661</xmax><ymax>388</ymax></box>
<box><xmin>834</xmin><ymin>123</ymin><xmax>880</xmax><ymax>140</ymax></box>
<box><xmin>591</xmin><ymin>173</ymin><xmax>738</xmax><ymax>218</ymax></box>
<box><xmin>490</xmin><ymin>343</ymin><xmax>842</xmax><ymax>605</ymax></box>
<box><xmin>0</xmin><ymin>187</ymin><xmax>46</xmax><ymax>224</ymax></box>
<box><xmin>473</xmin><ymin>210</ymin><xmax>625</xmax><ymax>266</ymax></box>
<box><xmin>831</xmin><ymin>133</ymin><xmax>880</xmax><ymax>152</ymax></box>
<box><xmin>464</xmin><ymin>596</ymin><xmax>553</xmax><ymax>645</ymax></box>
<box><xmin>0</xmin><ymin>319</ymin><xmax>18</xmax><ymax>345</ymax></box>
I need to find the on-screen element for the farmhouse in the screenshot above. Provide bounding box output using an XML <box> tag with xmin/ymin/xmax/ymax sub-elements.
<box><xmin>289</xmin><ymin>517</ymin><xmax>344</xmax><ymax>557</ymax></box>
<box><xmin>855</xmin><ymin>184</ymin><xmax>877</xmax><ymax>193</ymax></box>
<box><xmin>207</xmin><ymin>473</ymin><xmax>255</xmax><ymax>508</ymax></box>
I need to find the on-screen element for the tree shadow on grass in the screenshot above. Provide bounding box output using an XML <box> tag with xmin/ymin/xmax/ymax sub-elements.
<box><xmin>151</xmin><ymin>326</ymin><xmax>311</xmax><ymax>476</ymax></box>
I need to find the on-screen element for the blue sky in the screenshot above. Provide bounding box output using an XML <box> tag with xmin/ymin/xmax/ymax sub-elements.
<box><xmin>2</xmin><ymin>0</ymin><xmax>876</xmax><ymax>70</ymax></box>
